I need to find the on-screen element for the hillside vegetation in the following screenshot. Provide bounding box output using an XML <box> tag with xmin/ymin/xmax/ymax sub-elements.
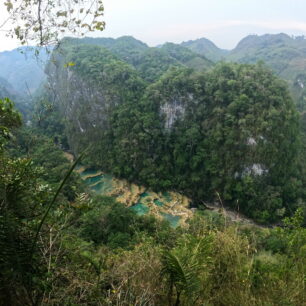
<box><xmin>184</xmin><ymin>33</ymin><xmax>306</xmax><ymax>110</ymax></box>
<box><xmin>1</xmin><ymin>34</ymin><xmax>306</xmax><ymax>305</ymax></box>
<box><xmin>182</xmin><ymin>37</ymin><xmax>229</xmax><ymax>62</ymax></box>
<box><xmin>43</xmin><ymin>37</ymin><xmax>304</xmax><ymax>224</ymax></box>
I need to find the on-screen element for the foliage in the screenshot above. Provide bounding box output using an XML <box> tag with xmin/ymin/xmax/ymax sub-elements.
<box><xmin>78</xmin><ymin>196</ymin><xmax>176</xmax><ymax>249</ymax></box>
<box><xmin>227</xmin><ymin>34</ymin><xmax>306</xmax><ymax>80</ymax></box>
<box><xmin>3</xmin><ymin>0</ymin><xmax>105</xmax><ymax>46</ymax></box>
<box><xmin>225</xmin><ymin>34</ymin><xmax>306</xmax><ymax>111</ymax></box>
<box><xmin>184</xmin><ymin>34</ymin><xmax>306</xmax><ymax>111</ymax></box>
<box><xmin>0</xmin><ymin>156</ymin><xmax>51</xmax><ymax>304</ymax></box>
<box><xmin>0</xmin><ymin>98</ymin><xmax>22</xmax><ymax>150</ymax></box>
<box><xmin>55</xmin><ymin>36</ymin><xmax>212</xmax><ymax>84</ymax></box>
<box><xmin>161</xmin><ymin>234</ymin><xmax>213</xmax><ymax>305</ymax></box>
<box><xmin>1</xmin><ymin>98</ymin><xmax>306</xmax><ymax>304</ymax></box>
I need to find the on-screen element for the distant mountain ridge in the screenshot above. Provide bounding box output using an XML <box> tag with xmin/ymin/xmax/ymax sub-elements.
<box><xmin>0</xmin><ymin>47</ymin><xmax>48</xmax><ymax>94</ymax></box>
<box><xmin>181</xmin><ymin>37</ymin><xmax>229</xmax><ymax>62</ymax></box>
<box><xmin>0</xmin><ymin>76</ymin><xmax>32</xmax><ymax>117</ymax></box>
<box><xmin>227</xmin><ymin>33</ymin><xmax>306</xmax><ymax>80</ymax></box>
<box><xmin>61</xmin><ymin>36</ymin><xmax>213</xmax><ymax>83</ymax></box>
<box><xmin>182</xmin><ymin>33</ymin><xmax>306</xmax><ymax>109</ymax></box>
<box><xmin>3</xmin><ymin>33</ymin><xmax>306</xmax><ymax>109</ymax></box>
<box><xmin>181</xmin><ymin>33</ymin><xmax>306</xmax><ymax>81</ymax></box>
<box><xmin>0</xmin><ymin>77</ymin><xmax>15</xmax><ymax>98</ymax></box>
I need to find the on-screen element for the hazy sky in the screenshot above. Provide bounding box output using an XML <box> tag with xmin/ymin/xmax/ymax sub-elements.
<box><xmin>1</xmin><ymin>0</ymin><xmax>306</xmax><ymax>51</ymax></box>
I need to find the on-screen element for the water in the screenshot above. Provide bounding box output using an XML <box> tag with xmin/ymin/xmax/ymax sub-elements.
<box><xmin>78</xmin><ymin>167</ymin><xmax>185</xmax><ymax>227</ymax></box>
<box><xmin>91</xmin><ymin>182</ymin><xmax>103</xmax><ymax>192</ymax></box>
<box><xmin>130</xmin><ymin>203</ymin><xmax>150</xmax><ymax>216</ymax></box>
<box><xmin>79</xmin><ymin>168</ymin><xmax>114</xmax><ymax>194</ymax></box>
<box><xmin>85</xmin><ymin>175</ymin><xmax>103</xmax><ymax>185</ymax></box>
<box><xmin>100</xmin><ymin>174</ymin><xmax>114</xmax><ymax>193</ymax></box>
<box><xmin>154</xmin><ymin>199</ymin><xmax>164</xmax><ymax>206</ymax></box>
<box><xmin>140</xmin><ymin>192</ymin><xmax>150</xmax><ymax>198</ymax></box>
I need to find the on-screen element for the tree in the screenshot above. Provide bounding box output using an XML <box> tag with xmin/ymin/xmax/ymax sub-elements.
<box><xmin>0</xmin><ymin>156</ymin><xmax>52</xmax><ymax>305</ymax></box>
<box><xmin>161</xmin><ymin>235</ymin><xmax>212</xmax><ymax>305</ymax></box>
<box><xmin>0</xmin><ymin>98</ymin><xmax>21</xmax><ymax>150</ymax></box>
<box><xmin>2</xmin><ymin>0</ymin><xmax>105</xmax><ymax>47</ymax></box>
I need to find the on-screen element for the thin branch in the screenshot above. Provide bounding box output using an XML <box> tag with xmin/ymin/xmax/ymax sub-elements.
<box><xmin>38</xmin><ymin>0</ymin><xmax>43</xmax><ymax>45</ymax></box>
<box><xmin>30</xmin><ymin>152</ymin><xmax>84</xmax><ymax>261</ymax></box>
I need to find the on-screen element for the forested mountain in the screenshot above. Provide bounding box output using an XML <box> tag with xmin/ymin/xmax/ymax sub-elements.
<box><xmin>61</xmin><ymin>36</ymin><xmax>213</xmax><ymax>83</ymax></box>
<box><xmin>0</xmin><ymin>47</ymin><xmax>48</xmax><ymax>94</ymax></box>
<box><xmin>45</xmin><ymin>43</ymin><xmax>146</xmax><ymax>153</ymax></box>
<box><xmin>62</xmin><ymin>36</ymin><xmax>148</xmax><ymax>63</ymax></box>
<box><xmin>183</xmin><ymin>34</ymin><xmax>306</xmax><ymax>82</ymax></box>
<box><xmin>181</xmin><ymin>37</ymin><xmax>229</xmax><ymax>62</ymax></box>
<box><xmin>3</xmin><ymin>33</ymin><xmax>306</xmax><ymax>100</ymax></box>
<box><xmin>227</xmin><ymin>33</ymin><xmax>306</xmax><ymax>110</ymax></box>
<box><xmin>227</xmin><ymin>33</ymin><xmax>306</xmax><ymax>80</ymax></box>
<box><xmin>44</xmin><ymin>37</ymin><xmax>303</xmax><ymax>223</ymax></box>
<box><xmin>0</xmin><ymin>77</ymin><xmax>15</xmax><ymax>98</ymax></box>
<box><xmin>160</xmin><ymin>43</ymin><xmax>213</xmax><ymax>71</ymax></box>
<box><xmin>183</xmin><ymin>33</ymin><xmax>306</xmax><ymax>110</ymax></box>
<box><xmin>0</xmin><ymin>77</ymin><xmax>32</xmax><ymax>117</ymax></box>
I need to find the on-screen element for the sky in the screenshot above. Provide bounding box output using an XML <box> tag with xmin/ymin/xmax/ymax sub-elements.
<box><xmin>1</xmin><ymin>0</ymin><xmax>306</xmax><ymax>51</ymax></box>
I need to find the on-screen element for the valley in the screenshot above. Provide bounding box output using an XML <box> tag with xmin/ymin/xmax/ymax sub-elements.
<box><xmin>1</xmin><ymin>32</ymin><xmax>306</xmax><ymax>305</ymax></box>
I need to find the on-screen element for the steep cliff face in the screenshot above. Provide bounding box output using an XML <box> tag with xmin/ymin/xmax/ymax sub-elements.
<box><xmin>144</xmin><ymin>69</ymin><xmax>196</xmax><ymax>130</ymax></box>
<box><xmin>44</xmin><ymin>37</ymin><xmax>211</xmax><ymax>164</ymax></box>
<box><xmin>160</xmin><ymin>99</ymin><xmax>186</xmax><ymax>129</ymax></box>
<box><xmin>45</xmin><ymin>44</ymin><xmax>145</xmax><ymax>154</ymax></box>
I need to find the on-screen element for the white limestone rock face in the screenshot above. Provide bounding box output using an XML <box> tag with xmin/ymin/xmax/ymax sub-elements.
<box><xmin>247</xmin><ymin>137</ymin><xmax>257</xmax><ymax>146</ymax></box>
<box><xmin>246</xmin><ymin>135</ymin><xmax>266</xmax><ymax>146</ymax></box>
<box><xmin>160</xmin><ymin>93</ymin><xmax>194</xmax><ymax>129</ymax></box>
<box><xmin>160</xmin><ymin>99</ymin><xmax>185</xmax><ymax>129</ymax></box>
<box><xmin>46</xmin><ymin>63</ymin><xmax>121</xmax><ymax>152</ymax></box>
<box><xmin>297</xmin><ymin>78</ymin><xmax>305</xmax><ymax>89</ymax></box>
<box><xmin>243</xmin><ymin>163</ymin><xmax>268</xmax><ymax>176</ymax></box>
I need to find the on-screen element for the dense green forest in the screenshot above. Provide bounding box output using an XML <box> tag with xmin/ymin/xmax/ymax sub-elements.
<box><xmin>184</xmin><ymin>33</ymin><xmax>306</xmax><ymax>112</ymax></box>
<box><xmin>44</xmin><ymin>37</ymin><xmax>305</xmax><ymax>223</ymax></box>
<box><xmin>1</xmin><ymin>103</ymin><xmax>306</xmax><ymax>304</ymax></box>
<box><xmin>1</xmin><ymin>33</ymin><xmax>306</xmax><ymax>305</ymax></box>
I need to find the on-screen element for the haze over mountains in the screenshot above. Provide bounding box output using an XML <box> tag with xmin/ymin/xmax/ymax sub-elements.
<box><xmin>0</xmin><ymin>47</ymin><xmax>48</xmax><ymax>95</ymax></box>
